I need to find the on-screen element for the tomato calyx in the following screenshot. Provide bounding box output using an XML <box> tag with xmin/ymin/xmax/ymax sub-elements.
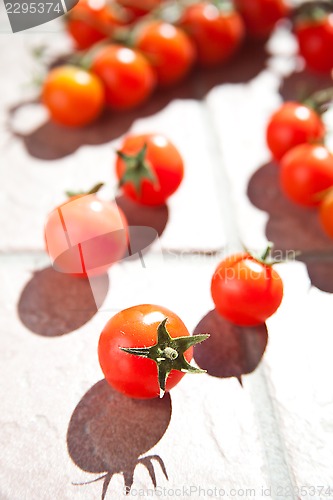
<box><xmin>120</xmin><ymin>318</ymin><xmax>209</xmax><ymax>397</ymax></box>
<box><xmin>304</xmin><ymin>87</ymin><xmax>333</xmax><ymax>116</ymax></box>
<box><xmin>210</xmin><ymin>0</ymin><xmax>235</xmax><ymax>13</ymax></box>
<box><xmin>65</xmin><ymin>182</ymin><xmax>104</xmax><ymax>198</ymax></box>
<box><xmin>244</xmin><ymin>242</ymin><xmax>282</xmax><ymax>266</ymax></box>
<box><xmin>293</xmin><ymin>1</ymin><xmax>333</xmax><ymax>26</ymax></box>
<box><xmin>117</xmin><ymin>143</ymin><xmax>158</xmax><ymax>195</ymax></box>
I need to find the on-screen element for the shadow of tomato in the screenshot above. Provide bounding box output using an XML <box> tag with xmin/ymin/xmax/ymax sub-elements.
<box><xmin>247</xmin><ymin>162</ymin><xmax>333</xmax><ymax>292</ymax></box>
<box><xmin>67</xmin><ymin>380</ymin><xmax>171</xmax><ymax>499</ymax></box>
<box><xmin>9</xmin><ymin>42</ymin><xmax>268</xmax><ymax>160</ymax></box>
<box><xmin>17</xmin><ymin>267</ymin><xmax>109</xmax><ymax>336</ymax></box>
<box><xmin>193</xmin><ymin>309</ymin><xmax>268</xmax><ymax>384</ymax></box>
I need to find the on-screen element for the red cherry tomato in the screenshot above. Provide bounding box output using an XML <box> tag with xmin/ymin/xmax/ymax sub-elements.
<box><xmin>44</xmin><ymin>194</ymin><xmax>128</xmax><ymax>277</ymax></box>
<box><xmin>211</xmin><ymin>252</ymin><xmax>284</xmax><ymax>326</ymax></box>
<box><xmin>136</xmin><ymin>21</ymin><xmax>196</xmax><ymax>86</ymax></box>
<box><xmin>42</xmin><ymin>65</ymin><xmax>104</xmax><ymax>127</ymax></box>
<box><xmin>66</xmin><ymin>0</ymin><xmax>128</xmax><ymax>51</ymax></box>
<box><xmin>295</xmin><ymin>13</ymin><xmax>333</xmax><ymax>73</ymax></box>
<box><xmin>98</xmin><ymin>304</ymin><xmax>207</xmax><ymax>399</ymax></box>
<box><xmin>91</xmin><ymin>44</ymin><xmax>156</xmax><ymax>110</ymax></box>
<box><xmin>116</xmin><ymin>133</ymin><xmax>184</xmax><ymax>206</ymax></box>
<box><xmin>280</xmin><ymin>144</ymin><xmax>333</xmax><ymax>206</ymax></box>
<box><xmin>319</xmin><ymin>190</ymin><xmax>333</xmax><ymax>238</ymax></box>
<box><xmin>180</xmin><ymin>2</ymin><xmax>244</xmax><ymax>67</ymax></box>
<box><xmin>234</xmin><ymin>0</ymin><xmax>290</xmax><ymax>39</ymax></box>
<box><xmin>266</xmin><ymin>102</ymin><xmax>325</xmax><ymax>161</ymax></box>
<box><xmin>116</xmin><ymin>0</ymin><xmax>163</xmax><ymax>17</ymax></box>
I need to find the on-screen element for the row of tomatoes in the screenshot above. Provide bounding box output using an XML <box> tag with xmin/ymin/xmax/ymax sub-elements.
<box><xmin>42</xmin><ymin>0</ymin><xmax>333</xmax><ymax>127</ymax></box>
<box><xmin>266</xmin><ymin>100</ymin><xmax>333</xmax><ymax>239</ymax></box>
<box><xmin>44</xmin><ymin>129</ymin><xmax>286</xmax><ymax>399</ymax></box>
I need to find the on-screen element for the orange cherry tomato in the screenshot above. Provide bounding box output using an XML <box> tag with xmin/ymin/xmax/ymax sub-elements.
<box><xmin>44</xmin><ymin>194</ymin><xmax>128</xmax><ymax>277</ymax></box>
<box><xmin>42</xmin><ymin>65</ymin><xmax>105</xmax><ymax>127</ymax></box>
<box><xmin>180</xmin><ymin>2</ymin><xmax>245</xmax><ymax>67</ymax></box>
<box><xmin>91</xmin><ymin>44</ymin><xmax>156</xmax><ymax>110</ymax></box>
<box><xmin>136</xmin><ymin>21</ymin><xmax>196</xmax><ymax>86</ymax></box>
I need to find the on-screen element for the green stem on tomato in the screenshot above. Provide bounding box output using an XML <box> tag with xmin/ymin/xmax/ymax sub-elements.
<box><xmin>304</xmin><ymin>87</ymin><xmax>333</xmax><ymax>116</ymax></box>
<box><xmin>120</xmin><ymin>318</ymin><xmax>209</xmax><ymax>397</ymax></box>
<box><xmin>117</xmin><ymin>143</ymin><xmax>158</xmax><ymax>195</ymax></box>
<box><xmin>66</xmin><ymin>182</ymin><xmax>104</xmax><ymax>198</ymax></box>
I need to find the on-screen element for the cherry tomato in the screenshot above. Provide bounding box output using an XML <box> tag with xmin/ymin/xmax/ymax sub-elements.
<box><xmin>42</xmin><ymin>65</ymin><xmax>104</xmax><ymax>127</ymax></box>
<box><xmin>295</xmin><ymin>13</ymin><xmax>333</xmax><ymax>73</ymax></box>
<box><xmin>211</xmin><ymin>252</ymin><xmax>283</xmax><ymax>326</ymax></box>
<box><xmin>66</xmin><ymin>0</ymin><xmax>128</xmax><ymax>51</ymax></box>
<box><xmin>266</xmin><ymin>102</ymin><xmax>325</xmax><ymax>161</ymax></box>
<box><xmin>116</xmin><ymin>0</ymin><xmax>163</xmax><ymax>18</ymax></box>
<box><xmin>136</xmin><ymin>21</ymin><xmax>196</xmax><ymax>86</ymax></box>
<box><xmin>234</xmin><ymin>0</ymin><xmax>290</xmax><ymax>39</ymax></box>
<box><xmin>44</xmin><ymin>193</ymin><xmax>128</xmax><ymax>277</ymax></box>
<box><xmin>116</xmin><ymin>133</ymin><xmax>184</xmax><ymax>206</ymax></box>
<box><xmin>180</xmin><ymin>2</ymin><xmax>244</xmax><ymax>67</ymax></box>
<box><xmin>98</xmin><ymin>304</ymin><xmax>207</xmax><ymax>399</ymax></box>
<box><xmin>91</xmin><ymin>44</ymin><xmax>156</xmax><ymax>110</ymax></box>
<box><xmin>280</xmin><ymin>144</ymin><xmax>333</xmax><ymax>206</ymax></box>
<box><xmin>320</xmin><ymin>190</ymin><xmax>333</xmax><ymax>238</ymax></box>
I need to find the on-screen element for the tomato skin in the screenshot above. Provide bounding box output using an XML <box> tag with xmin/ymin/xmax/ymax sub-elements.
<box><xmin>42</xmin><ymin>65</ymin><xmax>104</xmax><ymax>127</ymax></box>
<box><xmin>234</xmin><ymin>0</ymin><xmax>290</xmax><ymax>39</ymax></box>
<box><xmin>136</xmin><ymin>21</ymin><xmax>196</xmax><ymax>86</ymax></box>
<box><xmin>211</xmin><ymin>253</ymin><xmax>283</xmax><ymax>326</ymax></box>
<box><xmin>116</xmin><ymin>133</ymin><xmax>184</xmax><ymax>206</ymax></box>
<box><xmin>116</xmin><ymin>0</ymin><xmax>163</xmax><ymax>16</ymax></box>
<box><xmin>295</xmin><ymin>14</ymin><xmax>333</xmax><ymax>73</ymax></box>
<box><xmin>98</xmin><ymin>304</ymin><xmax>192</xmax><ymax>399</ymax></box>
<box><xmin>44</xmin><ymin>194</ymin><xmax>128</xmax><ymax>277</ymax></box>
<box><xmin>266</xmin><ymin>102</ymin><xmax>325</xmax><ymax>161</ymax></box>
<box><xmin>180</xmin><ymin>2</ymin><xmax>244</xmax><ymax>67</ymax></box>
<box><xmin>91</xmin><ymin>45</ymin><xmax>156</xmax><ymax>110</ymax></box>
<box><xmin>319</xmin><ymin>190</ymin><xmax>333</xmax><ymax>238</ymax></box>
<box><xmin>66</xmin><ymin>0</ymin><xmax>127</xmax><ymax>50</ymax></box>
<box><xmin>280</xmin><ymin>144</ymin><xmax>333</xmax><ymax>206</ymax></box>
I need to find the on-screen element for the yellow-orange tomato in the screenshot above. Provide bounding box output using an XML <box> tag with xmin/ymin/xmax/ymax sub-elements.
<box><xmin>320</xmin><ymin>190</ymin><xmax>333</xmax><ymax>238</ymax></box>
<box><xmin>44</xmin><ymin>194</ymin><xmax>128</xmax><ymax>277</ymax></box>
<box><xmin>42</xmin><ymin>65</ymin><xmax>105</xmax><ymax>127</ymax></box>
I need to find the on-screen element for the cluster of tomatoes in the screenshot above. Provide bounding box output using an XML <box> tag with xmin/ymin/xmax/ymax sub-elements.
<box><xmin>39</xmin><ymin>0</ymin><xmax>333</xmax><ymax>400</ymax></box>
<box><xmin>41</xmin><ymin>0</ymin><xmax>333</xmax><ymax>127</ymax></box>
<box><xmin>43</xmin><ymin>127</ymin><xmax>285</xmax><ymax>399</ymax></box>
<box><xmin>266</xmin><ymin>100</ymin><xmax>333</xmax><ymax>240</ymax></box>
